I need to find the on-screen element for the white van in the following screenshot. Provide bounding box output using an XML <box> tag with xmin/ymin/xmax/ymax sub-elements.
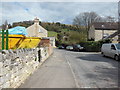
<box><xmin>101</xmin><ymin>43</ymin><xmax>120</xmax><ymax>61</ymax></box>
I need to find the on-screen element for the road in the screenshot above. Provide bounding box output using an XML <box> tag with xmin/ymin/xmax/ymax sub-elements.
<box><xmin>20</xmin><ymin>49</ymin><xmax>119</xmax><ymax>88</ymax></box>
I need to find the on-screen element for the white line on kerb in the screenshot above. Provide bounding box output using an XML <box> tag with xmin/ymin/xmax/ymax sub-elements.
<box><xmin>65</xmin><ymin>53</ymin><xmax>80</xmax><ymax>88</ymax></box>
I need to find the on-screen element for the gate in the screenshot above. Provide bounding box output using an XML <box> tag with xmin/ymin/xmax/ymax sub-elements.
<box><xmin>0</xmin><ymin>29</ymin><xmax>9</xmax><ymax>50</ymax></box>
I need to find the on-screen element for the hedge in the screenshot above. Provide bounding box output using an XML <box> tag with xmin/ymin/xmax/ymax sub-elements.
<box><xmin>80</xmin><ymin>39</ymin><xmax>112</xmax><ymax>52</ymax></box>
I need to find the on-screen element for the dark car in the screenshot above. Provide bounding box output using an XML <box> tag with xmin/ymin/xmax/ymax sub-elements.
<box><xmin>73</xmin><ymin>44</ymin><xmax>84</xmax><ymax>51</ymax></box>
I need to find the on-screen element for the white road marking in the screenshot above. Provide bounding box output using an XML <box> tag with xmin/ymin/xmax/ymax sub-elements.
<box><xmin>65</xmin><ymin>53</ymin><xmax>80</xmax><ymax>88</ymax></box>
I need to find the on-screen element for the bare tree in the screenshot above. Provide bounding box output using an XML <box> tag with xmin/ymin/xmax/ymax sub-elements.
<box><xmin>2</xmin><ymin>20</ymin><xmax>8</xmax><ymax>30</ymax></box>
<box><xmin>73</xmin><ymin>12</ymin><xmax>102</xmax><ymax>28</ymax></box>
<box><xmin>73</xmin><ymin>12</ymin><xmax>102</xmax><ymax>40</ymax></box>
<box><xmin>104</xmin><ymin>16</ymin><xmax>116</xmax><ymax>22</ymax></box>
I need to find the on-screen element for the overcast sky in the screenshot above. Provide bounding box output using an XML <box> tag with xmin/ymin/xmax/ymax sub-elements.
<box><xmin>1</xmin><ymin>0</ymin><xmax>119</xmax><ymax>2</ymax></box>
<box><xmin>0</xmin><ymin>1</ymin><xmax>119</xmax><ymax>25</ymax></box>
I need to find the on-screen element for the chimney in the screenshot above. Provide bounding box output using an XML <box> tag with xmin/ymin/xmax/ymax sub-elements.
<box><xmin>34</xmin><ymin>17</ymin><xmax>39</xmax><ymax>25</ymax></box>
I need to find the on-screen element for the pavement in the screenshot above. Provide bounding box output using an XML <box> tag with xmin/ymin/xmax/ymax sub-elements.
<box><xmin>19</xmin><ymin>48</ymin><xmax>119</xmax><ymax>88</ymax></box>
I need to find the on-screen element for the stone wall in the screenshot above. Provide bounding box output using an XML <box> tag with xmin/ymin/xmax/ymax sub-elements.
<box><xmin>0</xmin><ymin>47</ymin><xmax>53</xmax><ymax>89</ymax></box>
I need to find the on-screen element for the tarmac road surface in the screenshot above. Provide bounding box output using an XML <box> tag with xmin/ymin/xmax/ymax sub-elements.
<box><xmin>20</xmin><ymin>49</ymin><xmax>119</xmax><ymax>88</ymax></box>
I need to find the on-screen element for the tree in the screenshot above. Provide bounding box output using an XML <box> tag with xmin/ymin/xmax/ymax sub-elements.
<box><xmin>8</xmin><ymin>24</ymin><xmax>12</xmax><ymax>28</ymax></box>
<box><xmin>56</xmin><ymin>22</ymin><xmax>61</xmax><ymax>26</ymax></box>
<box><xmin>105</xmin><ymin>16</ymin><xmax>116</xmax><ymax>22</ymax></box>
<box><xmin>73</xmin><ymin>12</ymin><xmax>102</xmax><ymax>40</ymax></box>
<box><xmin>73</xmin><ymin>12</ymin><xmax>101</xmax><ymax>27</ymax></box>
<box><xmin>2</xmin><ymin>20</ymin><xmax>8</xmax><ymax>30</ymax></box>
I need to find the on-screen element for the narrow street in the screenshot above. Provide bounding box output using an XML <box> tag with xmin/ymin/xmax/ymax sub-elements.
<box><xmin>20</xmin><ymin>49</ymin><xmax>119</xmax><ymax>88</ymax></box>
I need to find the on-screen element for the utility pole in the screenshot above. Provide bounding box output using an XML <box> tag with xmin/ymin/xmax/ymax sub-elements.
<box><xmin>102</xmin><ymin>25</ymin><xmax>105</xmax><ymax>40</ymax></box>
<box><xmin>118</xmin><ymin>1</ymin><xmax>120</xmax><ymax>43</ymax></box>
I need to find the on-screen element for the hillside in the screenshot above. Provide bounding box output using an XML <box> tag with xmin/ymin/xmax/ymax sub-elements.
<box><xmin>11</xmin><ymin>21</ymin><xmax>87</xmax><ymax>46</ymax></box>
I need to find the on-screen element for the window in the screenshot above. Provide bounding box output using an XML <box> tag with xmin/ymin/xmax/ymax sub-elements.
<box><xmin>115</xmin><ymin>43</ymin><xmax>120</xmax><ymax>50</ymax></box>
<box><xmin>39</xmin><ymin>29</ymin><xmax>43</xmax><ymax>33</ymax></box>
<box><xmin>111</xmin><ymin>45</ymin><xmax>116</xmax><ymax>50</ymax></box>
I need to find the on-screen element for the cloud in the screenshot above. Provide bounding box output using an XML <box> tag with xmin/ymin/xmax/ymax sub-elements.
<box><xmin>0</xmin><ymin>2</ymin><xmax>118</xmax><ymax>25</ymax></box>
<box><xmin>1</xmin><ymin>0</ymin><xmax>119</xmax><ymax>2</ymax></box>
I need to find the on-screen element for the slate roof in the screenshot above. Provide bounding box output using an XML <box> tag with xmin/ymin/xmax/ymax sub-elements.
<box><xmin>93</xmin><ymin>22</ymin><xmax>118</xmax><ymax>30</ymax></box>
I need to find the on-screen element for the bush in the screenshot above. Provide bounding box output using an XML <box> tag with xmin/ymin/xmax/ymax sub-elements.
<box><xmin>80</xmin><ymin>39</ymin><xmax>112</xmax><ymax>52</ymax></box>
<box><xmin>80</xmin><ymin>41</ymin><xmax>100</xmax><ymax>52</ymax></box>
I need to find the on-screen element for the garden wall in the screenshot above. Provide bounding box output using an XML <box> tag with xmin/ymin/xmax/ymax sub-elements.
<box><xmin>0</xmin><ymin>46</ymin><xmax>53</xmax><ymax>89</ymax></box>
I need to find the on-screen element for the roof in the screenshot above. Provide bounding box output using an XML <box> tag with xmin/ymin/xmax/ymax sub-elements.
<box><xmin>93</xmin><ymin>22</ymin><xmax>118</xmax><ymax>30</ymax></box>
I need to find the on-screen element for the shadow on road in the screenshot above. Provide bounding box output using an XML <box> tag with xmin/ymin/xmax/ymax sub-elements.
<box><xmin>57</xmin><ymin>49</ymin><xmax>120</xmax><ymax>87</ymax></box>
<box><xmin>76</xmin><ymin>54</ymin><xmax>120</xmax><ymax>87</ymax></box>
<box><xmin>77</xmin><ymin>54</ymin><xmax>115</xmax><ymax>62</ymax></box>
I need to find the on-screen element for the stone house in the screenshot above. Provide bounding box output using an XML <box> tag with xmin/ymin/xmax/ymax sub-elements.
<box><xmin>88</xmin><ymin>22</ymin><xmax>118</xmax><ymax>42</ymax></box>
<box><xmin>26</xmin><ymin>18</ymin><xmax>48</xmax><ymax>37</ymax></box>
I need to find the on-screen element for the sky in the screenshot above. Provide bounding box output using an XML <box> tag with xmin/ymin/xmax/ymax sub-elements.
<box><xmin>1</xmin><ymin>0</ymin><xmax>119</xmax><ymax>2</ymax></box>
<box><xmin>0</xmin><ymin>1</ymin><xmax>119</xmax><ymax>25</ymax></box>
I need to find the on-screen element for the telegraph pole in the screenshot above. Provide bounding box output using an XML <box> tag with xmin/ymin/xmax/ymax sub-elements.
<box><xmin>118</xmin><ymin>1</ymin><xmax>120</xmax><ymax>43</ymax></box>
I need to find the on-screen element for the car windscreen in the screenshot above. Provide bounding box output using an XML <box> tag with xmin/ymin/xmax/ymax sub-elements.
<box><xmin>115</xmin><ymin>43</ymin><xmax>120</xmax><ymax>50</ymax></box>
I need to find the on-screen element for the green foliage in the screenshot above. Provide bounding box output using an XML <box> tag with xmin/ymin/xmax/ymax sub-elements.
<box><xmin>12</xmin><ymin>21</ymin><xmax>34</xmax><ymax>28</ymax></box>
<box><xmin>99</xmin><ymin>39</ymin><xmax>112</xmax><ymax>44</ymax></box>
<box><xmin>11</xmin><ymin>20</ymin><xmax>87</xmax><ymax>47</ymax></box>
<box><xmin>12</xmin><ymin>20</ymin><xmax>86</xmax><ymax>33</ymax></box>
<box><xmin>48</xmin><ymin>31</ymin><xmax>58</xmax><ymax>37</ymax></box>
<box><xmin>56</xmin><ymin>30</ymin><xmax>87</xmax><ymax>46</ymax></box>
<box><xmin>69</xmin><ymin>31</ymin><xmax>87</xmax><ymax>43</ymax></box>
<box><xmin>80</xmin><ymin>39</ymin><xmax>112</xmax><ymax>52</ymax></box>
<box><xmin>80</xmin><ymin>41</ymin><xmax>101</xmax><ymax>52</ymax></box>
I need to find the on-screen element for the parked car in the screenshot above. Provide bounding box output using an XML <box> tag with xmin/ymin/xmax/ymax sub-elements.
<box><xmin>66</xmin><ymin>46</ymin><xmax>73</xmax><ymax>50</ymax></box>
<box><xmin>101</xmin><ymin>43</ymin><xmax>120</xmax><ymax>61</ymax></box>
<box><xmin>58</xmin><ymin>46</ymin><xmax>64</xmax><ymax>49</ymax></box>
<box><xmin>73</xmin><ymin>44</ymin><xmax>84</xmax><ymax>51</ymax></box>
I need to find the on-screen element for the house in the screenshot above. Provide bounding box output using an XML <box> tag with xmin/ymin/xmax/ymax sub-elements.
<box><xmin>88</xmin><ymin>22</ymin><xmax>118</xmax><ymax>42</ymax></box>
<box><xmin>26</xmin><ymin>18</ymin><xmax>48</xmax><ymax>37</ymax></box>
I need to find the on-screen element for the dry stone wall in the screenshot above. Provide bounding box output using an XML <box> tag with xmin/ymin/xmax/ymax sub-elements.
<box><xmin>0</xmin><ymin>47</ymin><xmax>53</xmax><ymax>89</ymax></box>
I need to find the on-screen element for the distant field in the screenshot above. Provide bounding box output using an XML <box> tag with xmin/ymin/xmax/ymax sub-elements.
<box><xmin>48</xmin><ymin>31</ymin><xmax>58</xmax><ymax>37</ymax></box>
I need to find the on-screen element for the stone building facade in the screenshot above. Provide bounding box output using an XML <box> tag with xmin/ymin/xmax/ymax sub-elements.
<box><xmin>89</xmin><ymin>22</ymin><xmax>118</xmax><ymax>42</ymax></box>
<box><xmin>26</xmin><ymin>18</ymin><xmax>48</xmax><ymax>37</ymax></box>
